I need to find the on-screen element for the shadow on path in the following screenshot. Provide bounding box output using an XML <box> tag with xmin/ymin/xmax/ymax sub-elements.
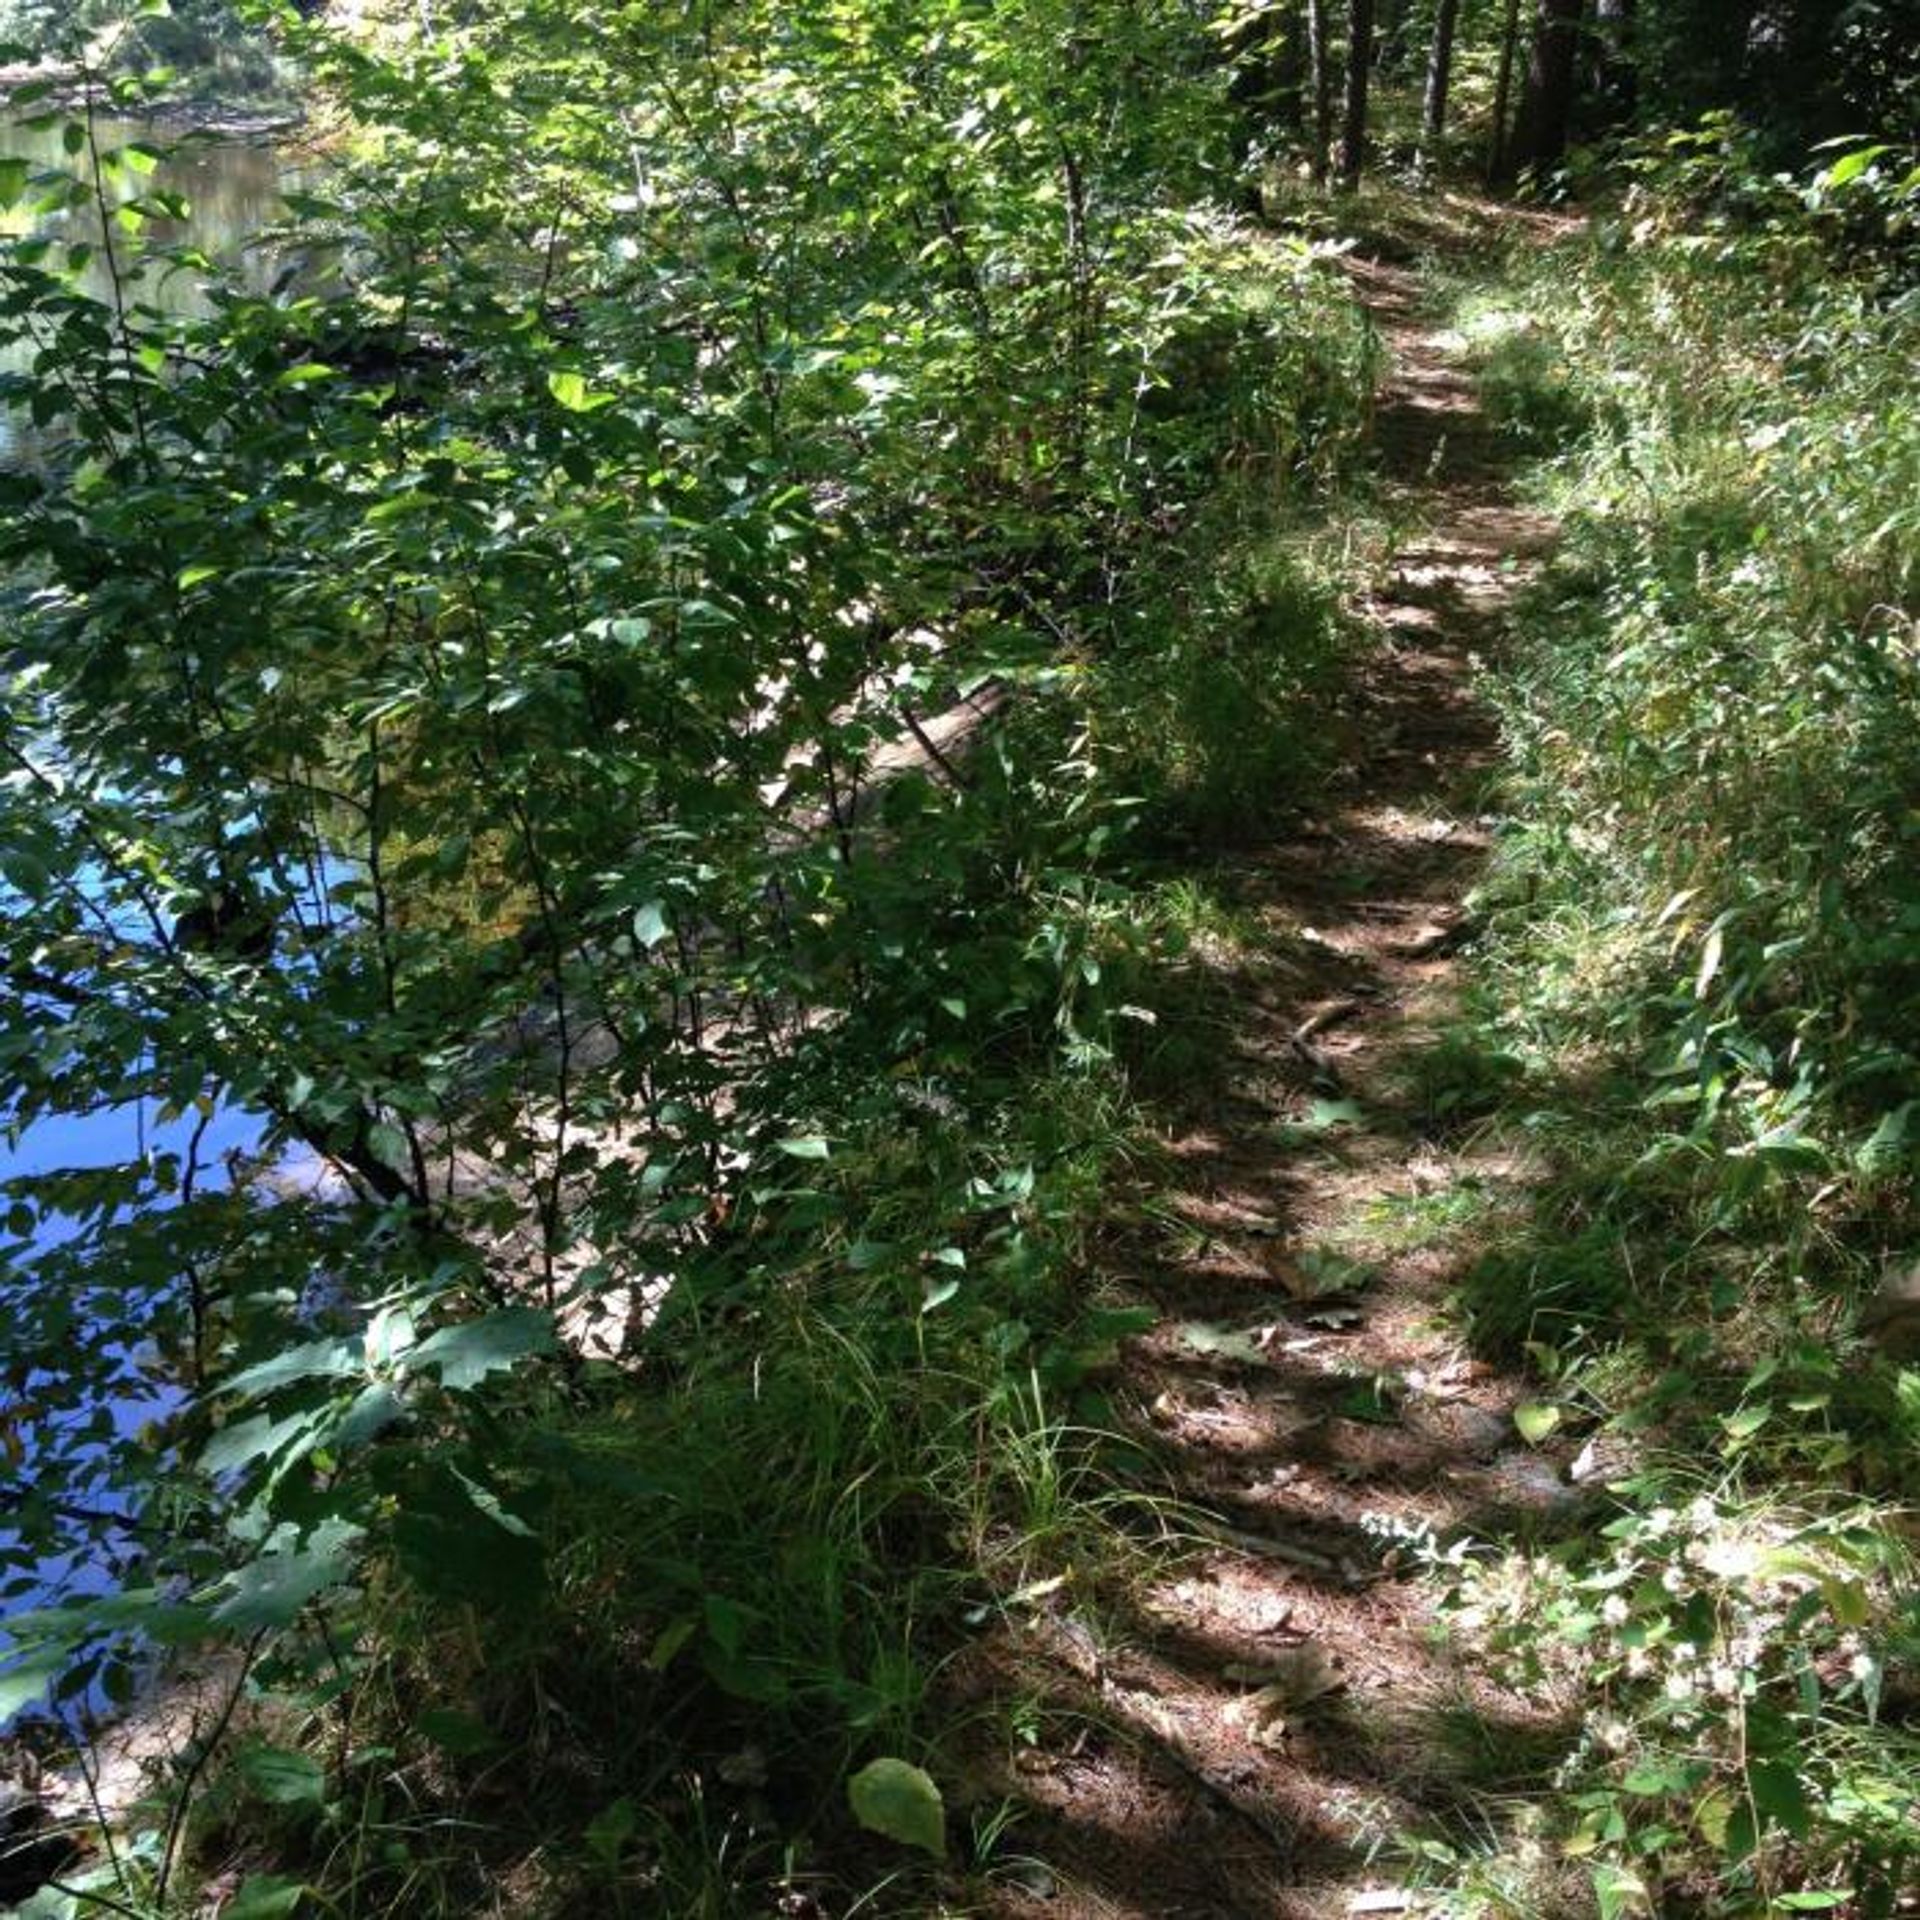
<box><xmin>963</xmin><ymin>224</ymin><xmax>1578</xmax><ymax>1920</ymax></box>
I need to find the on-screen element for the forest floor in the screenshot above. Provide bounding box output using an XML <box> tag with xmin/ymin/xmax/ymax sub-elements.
<box><xmin>962</xmin><ymin>206</ymin><xmax>1589</xmax><ymax>1920</ymax></box>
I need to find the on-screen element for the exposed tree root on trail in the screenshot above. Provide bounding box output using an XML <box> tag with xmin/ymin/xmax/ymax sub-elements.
<box><xmin>960</xmin><ymin>227</ymin><xmax>1576</xmax><ymax>1920</ymax></box>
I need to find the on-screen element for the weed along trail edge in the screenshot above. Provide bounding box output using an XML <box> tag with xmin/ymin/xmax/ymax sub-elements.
<box><xmin>970</xmin><ymin>212</ymin><xmax>1567</xmax><ymax>1920</ymax></box>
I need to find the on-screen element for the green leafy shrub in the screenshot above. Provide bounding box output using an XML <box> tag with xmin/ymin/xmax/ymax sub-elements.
<box><xmin>0</xmin><ymin>2</ymin><xmax>1374</xmax><ymax>1910</ymax></box>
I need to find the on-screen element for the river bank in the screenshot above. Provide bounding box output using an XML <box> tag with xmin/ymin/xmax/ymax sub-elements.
<box><xmin>0</xmin><ymin>63</ymin><xmax>301</xmax><ymax>138</ymax></box>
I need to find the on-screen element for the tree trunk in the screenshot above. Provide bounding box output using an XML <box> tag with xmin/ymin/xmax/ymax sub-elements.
<box><xmin>1510</xmin><ymin>0</ymin><xmax>1586</xmax><ymax>179</ymax></box>
<box><xmin>1588</xmin><ymin>0</ymin><xmax>1636</xmax><ymax>127</ymax></box>
<box><xmin>1306</xmin><ymin>0</ymin><xmax>1334</xmax><ymax>185</ymax></box>
<box><xmin>1487</xmin><ymin>0</ymin><xmax>1523</xmax><ymax>183</ymax></box>
<box><xmin>1338</xmin><ymin>0</ymin><xmax>1375</xmax><ymax>185</ymax></box>
<box><xmin>1420</xmin><ymin>0</ymin><xmax>1461</xmax><ymax>168</ymax></box>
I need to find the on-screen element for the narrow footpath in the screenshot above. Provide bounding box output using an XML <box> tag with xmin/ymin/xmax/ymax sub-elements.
<box><xmin>983</xmin><ymin>219</ymin><xmax>1574</xmax><ymax>1919</ymax></box>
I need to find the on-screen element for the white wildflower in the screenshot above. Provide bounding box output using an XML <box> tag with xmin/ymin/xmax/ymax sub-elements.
<box><xmin>1602</xmin><ymin>1595</ymin><xmax>1631</xmax><ymax>1627</ymax></box>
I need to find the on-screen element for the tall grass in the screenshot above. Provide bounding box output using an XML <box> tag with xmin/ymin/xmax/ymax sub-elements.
<box><xmin>1416</xmin><ymin>131</ymin><xmax>1920</xmax><ymax>1915</ymax></box>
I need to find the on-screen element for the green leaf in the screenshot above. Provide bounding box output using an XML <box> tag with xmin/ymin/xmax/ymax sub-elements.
<box><xmin>416</xmin><ymin>1708</ymin><xmax>500</xmax><ymax>1756</ymax></box>
<box><xmin>211</xmin><ymin>1522</ymin><xmax>363</xmax><ymax>1631</ymax></box>
<box><xmin>177</xmin><ymin>562</ymin><xmax>221</xmax><ymax>590</ymax></box>
<box><xmin>235</xmin><ymin>1742</ymin><xmax>327</xmax><ymax>1809</ymax></box>
<box><xmin>0</xmin><ymin>1644</ymin><xmax>65</xmax><ymax>1721</ymax></box>
<box><xmin>220</xmin><ymin>1336</ymin><xmax>362</xmax><ymax>1402</ymax></box>
<box><xmin>847</xmin><ymin>1756</ymin><xmax>947</xmax><ymax>1859</ymax></box>
<box><xmin>584</xmin><ymin>1797</ymin><xmax>637</xmax><ymax>1866</ymax></box>
<box><xmin>222</xmin><ymin>1876</ymin><xmax>309</xmax><ymax>1920</ymax></box>
<box><xmin>1513</xmin><ymin>1401</ymin><xmax>1562</xmax><ymax>1445</ymax></box>
<box><xmin>1822</xmin><ymin>1577</ymin><xmax>1869</xmax><ymax>1630</ymax></box>
<box><xmin>1721</xmin><ymin>1403</ymin><xmax>1771</xmax><ymax>1442</ymax></box>
<box><xmin>1591</xmin><ymin>1864</ymin><xmax>1648</xmax><ymax>1920</ymax></box>
<box><xmin>1174</xmin><ymin>1320</ymin><xmax>1266</xmax><ymax>1364</ymax></box>
<box><xmin>1821</xmin><ymin>144</ymin><xmax>1888</xmax><ymax>188</ymax></box>
<box><xmin>1748</xmin><ymin>1757</ymin><xmax>1811</xmax><ymax>1839</ymax></box>
<box><xmin>1694</xmin><ymin>921</ymin><xmax>1726</xmax><ymax>998</ymax></box>
<box><xmin>408</xmin><ymin>1307</ymin><xmax>555</xmax><ymax>1392</ymax></box>
<box><xmin>366</xmin><ymin>1121</ymin><xmax>412</xmax><ymax>1172</ymax></box>
<box><xmin>547</xmin><ymin>369</ymin><xmax>613</xmax><ymax>413</ymax></box>
<box><xmin>392</xmin><ymin>1466</ymin><xmax>546</xmax><ymax>1606</ymax></box>
<box><xmin>1</xmin><ymin>849</ymin><xmax>50</xmax><ymax>899</ymax></box>
<box><xmin>0</xmin><ymin>157</ymin><xmax>29</xmax><ymax>209</ymax></box>
<box><xmin>631</xmin><ymin>900</ymin><xmax>671</xmax><ymax>948</ymax></box>
<box><xmin>776</xmin><ymin>1135</ymin><xmax>831</xmax><ymax>1160</ymax></box>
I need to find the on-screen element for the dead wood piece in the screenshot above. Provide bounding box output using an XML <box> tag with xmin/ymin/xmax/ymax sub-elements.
<box><xmin>1292</xmin><ymin>996</ymin><xmax>1365</xmax><ymax>1046</ymax></box>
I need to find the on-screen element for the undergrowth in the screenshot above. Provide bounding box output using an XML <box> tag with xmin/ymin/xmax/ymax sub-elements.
<box><xmin>1410</xmin><ymin>127</ymin><xmax>1920</xmax><ymax>1917</ymax></box>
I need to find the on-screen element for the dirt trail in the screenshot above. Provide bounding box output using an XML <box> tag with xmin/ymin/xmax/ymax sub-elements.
<box><xmin>979</xmin><ymin>236</ymin><xmax>1568</xmax><ymax>1918</ymax></box>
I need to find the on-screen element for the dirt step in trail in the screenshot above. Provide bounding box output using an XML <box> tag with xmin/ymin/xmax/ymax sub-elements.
<box><xmin>973</xmin><ymin>238</ymin><xmax>1565</xmax><ymax>1918</ymax></box>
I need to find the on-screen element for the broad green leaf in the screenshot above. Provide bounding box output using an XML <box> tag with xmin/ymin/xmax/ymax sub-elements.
<box><xmin>776</xmin><ymin>1135</ymin><xmax>831</xmax><ymax>1160</ymax></box>
<box><xmin>1513</xmin><ymin>1401</ymin><xmax>1562</xmax><ymax>1445</ymax></box>
<box><xmin>1822</xmin><ymin>1577</ymin><xmax>1869</xmax><ymax>1629</ymax></box>
<box><xmin>220</xmin><ymin>1336</ymin><xmax>362</xmax><ymax>1402</ymax></box>
<box><xmin>1748</xmin><ymin>1757</ymin><xmax>1811</xmax><ymax>1838</ymax></box>
<box><xmin>847</xmin><ymin>1756</ymin><xmax>946</xmax><ymax>1859</ymax></box>
<box><xmin>235</xmin><ymin>1742</ymin><xmax>327</xmax><ymax>1809</ymax></box>
<box><xmin>366</xmin><ymin>1121</ymin><xmax>413</xmax><ymax>1172</ymax></box>
<box><xmin>584</xmin><ymin>1797</ymin><xmax>637</xmax><ymax>1865</ymax></box>
<box><xmin>408</xmin><ymin>1307</ymin><xmax>556</xmax><ymax>1392</ymax></box>
<box><xmin>416</xmin><ymin>1708</ymin><xmax>501</xmax><ymax>1756</ymax></box>
<box><xmin>1</xmin><ymin>849</ymin><xmax>50</xmax><ymax>899</ymax></box>
<box><xmin>1721</xmin><ymin>1403</ymin><xmax>1771</xmax><ymax>1442</ymax></box>
<box><xmin>200</xmin><ymin>1405</ymin><xmax>330</xmax><ymax>1479</ymax></box>
<box><xmin>0</xmin><ymin>1643</ymin><xmax>64</xmax><ymax>1721</ymax></box>
<box><xmin>211</xmin><ymin>1522</ymin><xmax>363</xmax><ymax>1631</ymax></box>
<box><xmin>547</xmin><ymin>369</ymin><xmax>613</xmax><ymax>412</ymax></box>
<box><xmin>1591</xmin><ymin>1864</ymin><xmax>1648</xmax><ymax>1920</ymax></box>
<box><xmin>1821</xmin><ymin>144</ymin><xmax>1888</xmax><ymax>188</ymax></box>
<box><xmin>222</xmin><ymin>1877</ymin><xmax>309</xmax><ymax>1920</ymax></box>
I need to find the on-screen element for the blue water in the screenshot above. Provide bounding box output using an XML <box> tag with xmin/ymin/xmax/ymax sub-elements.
<box><xmin>0</xmin><ymin>110</ymin><xmax>365</xmax><ymax>1732</ymax></box>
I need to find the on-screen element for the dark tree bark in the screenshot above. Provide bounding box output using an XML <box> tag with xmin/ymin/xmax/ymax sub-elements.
<box><xmin>1420</xmin><ymin>0</ymin><xmax>1462</xmax><ymax>168</ymax></box>
<box><xmin>1339</xmin><ymin>0</ymin><xmax>1376</xmax><ymax>185</ymax></box>
<box><xmin>1487</xmin><ymin>0</ymin><xmax>1523</xmax><ymax>182</ymax></box>
<box><xmin>1510</xmin><ymin>0</ymin><xmax>1587</xmax><ymax>178</ymax></box>
<box><xmin>1588</xmin><ymin>0</ymin><xmax>1637</xmax><ymax>127</ymax></box>
<box><xmin>1306</xmin><ymin>0</ymin><xmax>1334</xmax><ymax>184</ymax></box>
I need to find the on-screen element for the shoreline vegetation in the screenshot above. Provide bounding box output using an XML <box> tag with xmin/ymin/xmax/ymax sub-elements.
<box><xmin>0</xmin><ymin>66</ymin><xmax>299</xmax><ymax>135</ymax></box>
<box><xmin>2</xmin><ymin>2</ymin><xmax>1915</xmax><ymax>1915</ymax></box>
